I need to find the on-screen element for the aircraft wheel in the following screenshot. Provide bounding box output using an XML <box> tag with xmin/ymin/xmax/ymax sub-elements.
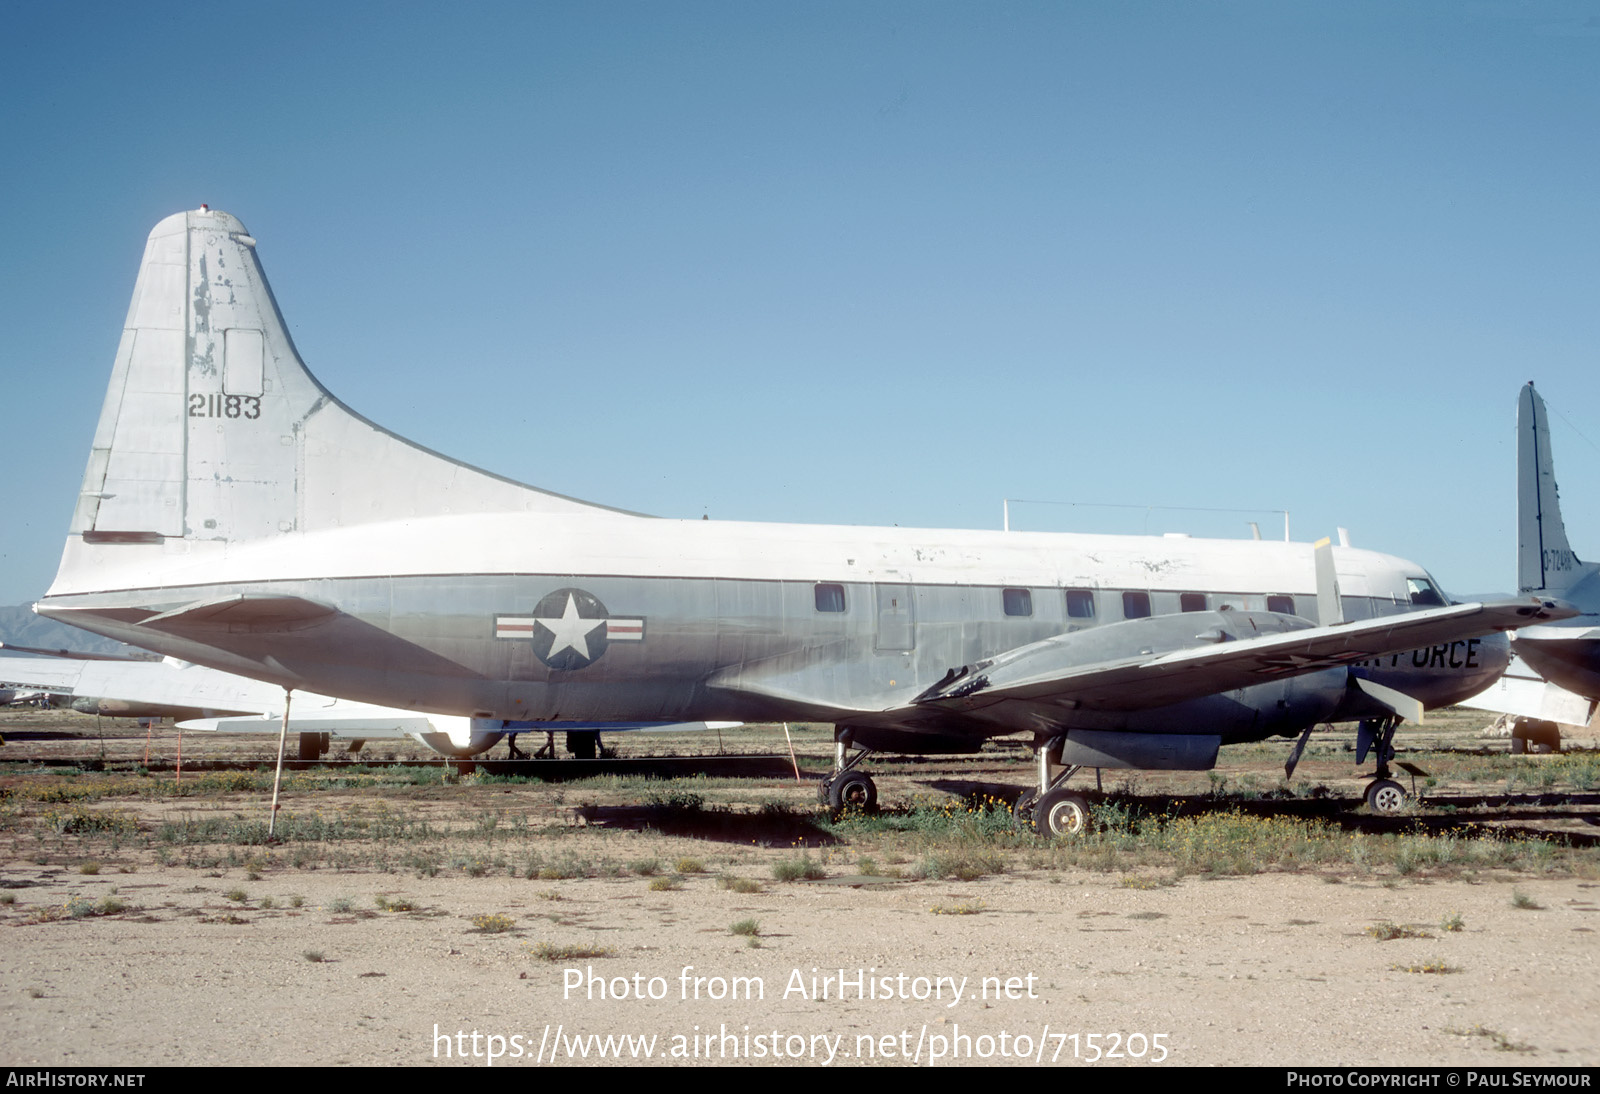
<box><xmin>1035</xmin><ymin>789</ymin><xmax>1090</xmax><ymax>838</ymax></box>
<box><xmin>826</xmin><ymin>771</ymin><xmax>878</xmax><ymax>812</ymax></box>
<box><xmin>1365</xmin><ymin>779</ymin><xmax>1407</xmax><ymax>815</ymax></box>
<box><xmin>1511</xmin><ymin>719</ymin><xmax>1561</xmax><ymax>755</ymax></box>
<box><xmin>1529</xmin><ymin>720</ymin><xmax>1561</xmax><ymax>754</ymax></box>
<box><xmin>1012</xmin><ymin>791</ymin><xmax>1039</xmax><ymax>832</ymax></box>
<box><xmin>565</xmin><ymin>731</ymin><xmax>597</xmax><ymax>760</ymax></box>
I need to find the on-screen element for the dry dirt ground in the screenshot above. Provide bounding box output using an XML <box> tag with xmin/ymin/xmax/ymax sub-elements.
<box><xmin>1</xmin><ymin>711</ymin><xmax>1597</xmax><ymax>1068</ymax></box>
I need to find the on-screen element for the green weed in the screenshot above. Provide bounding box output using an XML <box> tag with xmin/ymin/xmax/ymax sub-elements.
<box><xmin>930</xmin><ymin>899</ymin><xmax>986</xmax><ymax>915</ymax></box>
<box><xmin>772</xmin><ymin>856</ymin><xmax>826</xmax><ymax>882</ymax></box>
<box><xmin>529</xmin><ymin>942</ymin><xmax>616</xmax><ymax>961</ymax></box>
<box><xmin>1367</xmin><ymin>921</ymin><xmax>1432</xmax><ymax>941</ymax></box>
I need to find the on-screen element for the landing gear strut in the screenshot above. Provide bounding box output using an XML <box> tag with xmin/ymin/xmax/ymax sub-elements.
<box><xmin>1356</xmin><ymin>715</ymin><xmax>1412</xmax><ymax>815</ymax></box>
<box><xmin>1018</xmin><ymin>735</ymin><xmax>1090</xmax><ymax>837</ymax></box>
<box><xmin>818</xmin><ymin>730</ymin><xmax>878</xmax><ymax>811</ymax></box>
<box><xmin>566</xmin><ymin>730</ymin><xmax>601</xmax><ymax>760</ymax></box>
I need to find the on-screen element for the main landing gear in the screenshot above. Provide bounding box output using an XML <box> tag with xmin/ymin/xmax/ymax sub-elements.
<box><xmin>1510</xmin><ymin>718</ymin><xmax>1562</xmax><ymax>755</ymax></box>
<box><xmin>818</xmin><ymin>730</ymin><xmax>878</xmax><ymax>812</ymax></box>
<box><xmin>1356</xmin><ymin>715</ymin><xmax>1420</xmax><ymax>815</ymax></box>
<box><xmin>1017</xmin><ymin>736</ymin><xmax>1091</xmax><ymax>838</ymax></box>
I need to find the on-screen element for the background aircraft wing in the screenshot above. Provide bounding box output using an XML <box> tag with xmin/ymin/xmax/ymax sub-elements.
<box><xmin>0</xmin><ymin>655</ymin><xmax>285</xmax><ymax>715</ymax></box>
<box><xmin>0</xmin><ymin>656</ymin><xmax>89</xmax><ymax>693</ymax></box>
<box><xmin>1459</xmin><ymin>654</ymin><xmax>1598</xmax><ymax>727</ymax></box>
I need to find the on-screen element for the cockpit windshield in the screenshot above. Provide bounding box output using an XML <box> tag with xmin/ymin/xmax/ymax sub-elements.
<box><xmin>1406</xmin><ymin>576</ymin><xmax>1447</xmax><ymax>607</ymax></box>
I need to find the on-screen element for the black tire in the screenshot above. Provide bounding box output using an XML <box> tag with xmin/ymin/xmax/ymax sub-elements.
<box><xmin>1365</xmin><ymin>778</ymin><xmax>1407</xmax><ymax>814</ymax></box>
<box><xmin>1511</xmin><ymin>719</ymin><xmax>1561</xmax><ymax>755</ymax></box>
<box><xmin>826</xmin><ymin>770</ymin><xmax>877</xmax><ymax>812</ymax></box>
<box><xmin>566</xmin><ymin>731</ymin><xmax>597</xmax><ymax>760</ymax></box>
<box><xmin>1034</xmin><ymin>788</ymin><xmax>1090</xmax><ymax>837</ymax></box>
<box><xmin>1012</xmin><ymin>791</ymin><xmax>1039</xmax><ymax>832</ymax></box>
<box><xmin>1529</xmin><ymin>720</ymin><xmax>1561</xmax><ymax>754</ymax></box>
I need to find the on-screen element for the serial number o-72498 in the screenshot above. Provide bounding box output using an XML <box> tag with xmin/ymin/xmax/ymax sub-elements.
<box><xmin>189</xmin><ymin>394</ymin><xmax>261</xmax><ymax>420</ymax></box>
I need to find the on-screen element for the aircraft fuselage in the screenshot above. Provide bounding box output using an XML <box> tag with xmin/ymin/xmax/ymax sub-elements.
<box><xmin>41</xmin><ymin>511</ymin><xmax>1507</xmax><ymax>750</ymax></box>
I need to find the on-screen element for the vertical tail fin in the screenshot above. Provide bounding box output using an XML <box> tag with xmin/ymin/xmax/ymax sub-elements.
<box><xmin>1517</xmin><ymin>381</ymin><xmax>1590</xmax><ymax>596</ymax></box>
<box><xmin>56</xmin><ymin>208</ymin><xmax>615</xmax><ymax>593</ymax></box>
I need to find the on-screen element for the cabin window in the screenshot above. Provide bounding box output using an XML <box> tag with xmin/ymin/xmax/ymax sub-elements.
<box><xmin>1407</xmin><ymin>577</ymin><xmax>1446</xmax><ymax>607</ymax></box>
<box><xmin>1066</xmin><ymin>589</ymin><xmax>1095</xmax><ymax>618</ymax></box>
<box><xmin>1267</xmin><ymin>595</ymin><xmax>1294</xmax><ymax>614</ymax></box>
<box><xmin>814</xmin><ymin>583</ymin><xmax>846</xmax><ymax>612</ymax></box>
<box><xmin>1002</xmin><ymin>588</ymin><xmax>1033</xmax><ymax>617</ymax></box>
<box><xmin>1122</xmin><ymin>591</ymin><xmax>1151</xmax><ymax>619</ymax></box>
<box><xmin>1180</xmin><ymin>593</ymin><xmax>1207</xmax><ymax>612</ymax></box>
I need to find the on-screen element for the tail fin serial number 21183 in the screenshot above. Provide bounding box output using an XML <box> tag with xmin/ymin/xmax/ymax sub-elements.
<box><xmin>188</xmin><ymin>394</ymin><xmax>262</xmax><ymax>420</ymax></box>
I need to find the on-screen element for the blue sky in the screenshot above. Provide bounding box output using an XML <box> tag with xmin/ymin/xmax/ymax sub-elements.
<box><xmin>3</xmin><ymin>1</ymin><xmax>1599</xmax><ymax>604</ymax></box>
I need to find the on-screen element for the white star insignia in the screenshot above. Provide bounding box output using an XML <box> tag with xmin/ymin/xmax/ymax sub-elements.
<box><xmin>535</xmin><ymin>593</ymin><xmax>605</xmax><ymax>662</ymax></box>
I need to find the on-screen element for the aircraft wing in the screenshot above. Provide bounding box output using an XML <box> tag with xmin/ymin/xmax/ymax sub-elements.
<box><xmin>908</xmin><ymin>597</ymin><xmax>1569</xmax><ymax>718</ymax></box>
<box><xmin>180</xmin><ymin>707</ymin><xmax>446</xmax><ymax>736</ymax></box>
<box><xmin>0</xmin><ymin>654</ymin><xmax>287</xmax><ymax>715</ymax></box>
<box><xmin>0</xmin><ymin>656</ymin><xmax>89</xmax><ymax>693</ymax></box>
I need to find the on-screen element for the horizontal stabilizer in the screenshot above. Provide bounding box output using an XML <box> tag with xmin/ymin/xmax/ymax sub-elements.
<box><xmin>140</xmin><ymin>595</ymin><xmax>339</xmax><ymax>632</ymax></box>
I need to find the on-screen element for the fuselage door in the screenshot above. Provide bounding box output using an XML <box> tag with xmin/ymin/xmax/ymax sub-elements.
<box><xmin>875</xmin><ymin>584</ymin><xmax>915</xmax><ymax>651</ymax></box>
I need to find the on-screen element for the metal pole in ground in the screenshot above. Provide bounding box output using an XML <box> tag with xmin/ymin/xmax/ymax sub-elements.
<box><xmin>269</xmin><ymin>690</ymin><xmax>292</xmax><ymax>837</ymax></box>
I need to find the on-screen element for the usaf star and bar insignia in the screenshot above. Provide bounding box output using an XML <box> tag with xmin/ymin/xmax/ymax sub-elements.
<box><xmin>494</xmin><ymin>587</ymin><xmax>644</xmax><ymax>670</ymax></box>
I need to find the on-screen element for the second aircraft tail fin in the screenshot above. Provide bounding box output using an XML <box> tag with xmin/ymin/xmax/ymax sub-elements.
<box><xmin>1517</xmin><ymin>381</ymin><xmax>1594</xmax><ymax>598</ymax></box>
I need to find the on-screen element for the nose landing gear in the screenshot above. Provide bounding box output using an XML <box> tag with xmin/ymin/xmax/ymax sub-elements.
<box><xmin>1357</xmin><ymin>715</ymin><xmax>1421</xmax><ymax>815</ymax></box>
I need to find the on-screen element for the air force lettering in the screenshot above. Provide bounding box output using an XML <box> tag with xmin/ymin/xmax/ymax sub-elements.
<box><xmin>494</xmin><ymin>589</ymin><xmax>645</xmax><ymax>670</ymax></box>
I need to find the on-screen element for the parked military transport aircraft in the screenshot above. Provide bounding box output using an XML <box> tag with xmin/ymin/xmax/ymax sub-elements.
<box><xmin>1467</xmin><ymin>382</ymin><xmax>1600</xmax><ymax>752</ymax></box>
<box><xmin>1463</xmin><ymin>653</ymin><xmax>1594</xmax><ymax>752</ymax></box>
<box><xmin>0</xmin><ymin>646</ymin><xmax>729</xmax><ymax>759</ymax></box>
<box><xmin>34</xmin><ymin>209</ymin><xmax>1571</xmax><ymax>834</ymax></box>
